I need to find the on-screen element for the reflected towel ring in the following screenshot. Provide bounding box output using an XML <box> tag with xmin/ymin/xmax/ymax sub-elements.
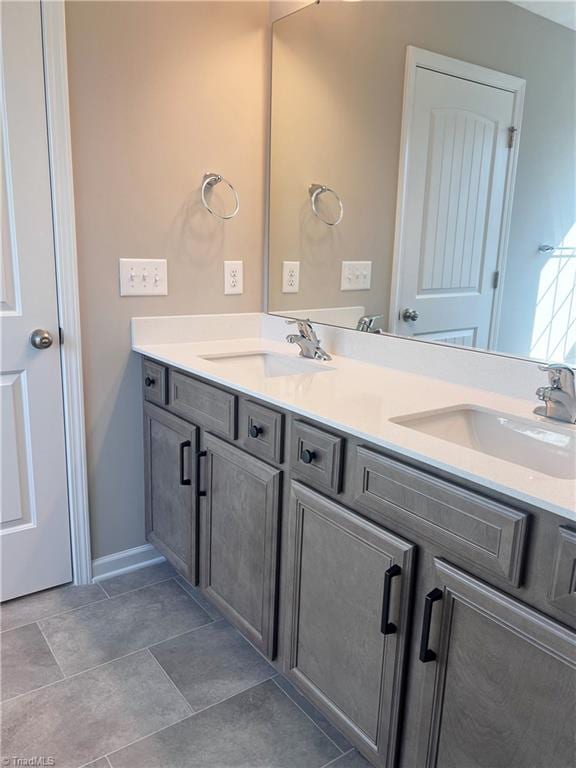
<box><xmin>201</xmin><ymin>173</ymin><xmax>240</xmax><ymax>220</ymax></box>
<box><xmin>309</xmin><ymin>183</ymin><xmax>343</xmax><ymax>226</ymax></box>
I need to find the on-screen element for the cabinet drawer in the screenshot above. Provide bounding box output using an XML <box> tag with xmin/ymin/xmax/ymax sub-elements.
<box><xmin>549</xmin><ymin>526</ymin><xmax>576</xmax><ymax>618</ymax></box>
<box><xmin>142</xmin><ymin>359</ymin><xmax>167</xmax><ymax>406</ymax></box>
<box><xmin>170</xmin><ymin>372</ymin><xmax>237</xmax><ymax>439</ymax></box>
<box><xmin>290</xmin><ymin>421</ymin><xmax>344</xmax><ymax>493</ymax></box>
<box><xmin>354</xmin><ymin>447</ymin><xmax>528</xmax><ymax>586</ymax></box>
<box><xmin>239</xmin><ymin>400</ymin><xmax>284</xmax><ymax>464</ymax></box>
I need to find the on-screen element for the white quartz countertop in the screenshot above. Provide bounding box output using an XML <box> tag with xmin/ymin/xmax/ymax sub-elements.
<box><xmin>133</xmin><ymin>332</ymin><xmax>575</xmax><ymax>522</ymax></box>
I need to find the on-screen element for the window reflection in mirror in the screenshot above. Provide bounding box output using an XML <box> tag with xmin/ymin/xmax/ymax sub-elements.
<box><xmin>268</xmin><ymin>1</ymin><xmax>576</xmax><ymax>365</ymax></box>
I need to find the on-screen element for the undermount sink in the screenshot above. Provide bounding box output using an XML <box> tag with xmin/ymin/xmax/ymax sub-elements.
<box><xmin>199</xmin><ymin>351</ymin><xmax>334</xmax><ymax>378</ymax></box>
<box><xmin>391</xmin><ymin>405</ymin><xmax>576</xmax><ymax>480</ymax></box>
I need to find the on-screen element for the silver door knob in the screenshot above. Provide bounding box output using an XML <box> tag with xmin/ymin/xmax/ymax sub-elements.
<box><xmin>30</xmin><ymin>329</ymin><xmax>53</xmax><ymax>349</ymax></box>
<box><xmin>401</xmin><ymin>308</ymin><xmax>419</xmax><ymax>322</ymax></box>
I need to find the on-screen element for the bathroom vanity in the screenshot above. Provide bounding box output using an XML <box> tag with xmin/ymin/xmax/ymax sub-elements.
<box><xmin>134</xmin><ymin>319</ymin><xmax>575</xmax><ymax>768</ymax></box>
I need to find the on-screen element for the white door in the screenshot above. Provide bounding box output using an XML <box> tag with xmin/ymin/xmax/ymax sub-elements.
<box><xmin>392</xmin><ymin>56</ymin><xmax>519</xmax><ymax>349</ymax></box>
<box><xmin>1</xmin><ymin>2</ymin><xmax>72</xmax><ymax>601</ymax></box>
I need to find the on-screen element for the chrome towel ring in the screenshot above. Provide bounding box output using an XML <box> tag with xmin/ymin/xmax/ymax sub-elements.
<box><xmin>201</xmin><ymin>173</ymin><xmax>240</xmax><ymax>220</ymax></box>
<box><xmin>309</xmin><ymin>183</ymin><xmax>343</xmax><ymax>226</ymax></box>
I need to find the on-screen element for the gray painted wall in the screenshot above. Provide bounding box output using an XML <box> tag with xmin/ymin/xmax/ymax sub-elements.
<box><xmin>66</xmin><ymin>1</ymin><xmax>269</xmax><ymax>558</ymax></box>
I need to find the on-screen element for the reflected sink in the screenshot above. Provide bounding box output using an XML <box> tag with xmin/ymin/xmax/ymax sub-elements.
<box><xmin>391</xmin><ymin>405</ymin><xmax>576</xmax><ymax>479</ymax></box>
<box><xmin>199</xmin><ymin>351</ymin><xmax>334</xmax><ymax>378</ymax></box>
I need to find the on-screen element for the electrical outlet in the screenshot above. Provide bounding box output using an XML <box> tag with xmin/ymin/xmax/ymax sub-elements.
<box><xmin>224</xmin><ymin>260</ymin><xmax>243</xmax><ymax>295</ymax></box>
<box><xmin>340</xmin><ymin>260</ymin><xmax>372</xmax><ymax>291</ymax></box>
<box><xmin>282</xmin><ymin>261</ymin><xmax>300</xmax><ymax>293</ymax></box>
<box><xmin>119</xmin><ymin>259</ymin><xmax>168</xmax><ymax>296</ymax></box>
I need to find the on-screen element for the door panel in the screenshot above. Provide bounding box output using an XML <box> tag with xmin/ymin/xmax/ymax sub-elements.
<box><xmin>284</xmin><ymin>482</ymin><xmax>415</xmax><ymax>767</ymax></box>
<box><xmin>144</xmin><ymin>402</ymin><xmax>199</xmax><ymax>582</ymax></box>
<box><xmin>0</xmin><ymin>2</ymin><xmax>71</xmax><ymax>600</ymax></box>
<box><xmin>418</xmin><ymin>559</ymin><xmax>576</xmax><ymax>768</ymax></box>
<box><xmin>201</xmin><ymin>433</ymin><xmax>281</xmax><ymax>657</ymax></box>
<box><xmin>394</xmin><ymin>62</ymin><xmax>517</xmax><ymax>349</ymax></box>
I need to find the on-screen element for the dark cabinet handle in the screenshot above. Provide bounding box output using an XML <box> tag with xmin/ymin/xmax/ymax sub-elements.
<box><xmin>381</xmin><ymin>564</ymin><xmax>402</xmax><ymax>635</ymax></box>
<box><xmin>419</xmin><ymin>588</ymin><xmax>443</xmax><ymax>662</ymax></box>
<box><xmin>179</xmin><ymin>441</ymin><xmax>191</xmax><ymax>486</ymax></box>
<box><xmin>249</xmin><ymin>424</ymin><xmax>263</xmax><ymax>439</ymax></box>
<box><xmin>300</xmin><ymin>448</ymin><xmax>316</xmax><ymax>464</ymax></box>
<box><xmin>197</xmin><ymin>451</ymin><xmax>207</xmax><ymax>497</ymax></box>
<box><xmin>144</xmin><ymin>376</ymin><xmax>155</xmax><ymax>387</ymax></box>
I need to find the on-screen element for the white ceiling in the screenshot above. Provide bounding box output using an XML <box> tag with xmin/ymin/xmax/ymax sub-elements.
<box><xmin>511</xmin><ymin>1</ymin><xmax>576</xmax><ymax>31</ymax></box>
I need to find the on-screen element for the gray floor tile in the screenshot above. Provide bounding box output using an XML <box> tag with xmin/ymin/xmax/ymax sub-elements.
<box><xmin>174</xmin><ymin>576</ymin><xmax>223</xmax><ymax>620</ymax></box>
<box><xmin>1</xmin><ymin>623</ymin><xmax>63</xmax><ymax>701</ymax></box>
<box><xmin>39</xmin><ymin>580</ymin><xmax>212</xmax><ymax>675</ymax></box>
<box><xmin>108</xmin><ymin>678</ymin><xmax>341</xmax><ymax>768</ymax></box>
<box><xmin>274</xmin><ymin>675</ymin><xmax>352</xmax><ymax>753</ymax></box>
<box><xmin>0</xmin><ymin>583</ymin><xmax>107</xmax><ymax>632</ymax></box>
<box><xmin>83</xmin><ymin>760</ymin><xmax>111</xmax><ymax>768</ymax></box>
<box><xmin>99</xmin><ymin>562</ymin><xmax>177</xmax><ymax>598</ymax></box>
<box><xmin>1</xmin><ymin>650</ymin><xmax>191</xmax><ymax>768</ymax></box>
<box><xmin>150</xmin><ymin>620</ymin><xmax>275</xmax><ymax>710</ymax></box>
<box><xmin>325</xmin><ymin>750</ymin><xmax>372</xmax><ymax>768</ymax></box>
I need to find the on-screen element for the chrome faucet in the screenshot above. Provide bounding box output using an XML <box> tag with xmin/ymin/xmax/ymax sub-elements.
<box><xmin>534</xmin><ymin>364</ymin><xmax>576</xmax><ymax>424</ymax></box>
<box><xmin>356</xmin><ymin>314</ymin><xmax>385</xmax><ymax>333</ymax></box>
<box><xmin>286</xmin><ymin>319</ymin><xmax>332</xmax><ymax>361</ymax></box>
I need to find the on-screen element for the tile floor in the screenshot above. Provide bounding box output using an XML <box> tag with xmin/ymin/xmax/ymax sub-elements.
<box><xmin>0</xmin><ymin>562</ymin><xmax>370</xmax><ymax>768</ymax></box>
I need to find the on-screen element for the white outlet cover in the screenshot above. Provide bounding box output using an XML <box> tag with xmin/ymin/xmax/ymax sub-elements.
<box><xmin>119</xmin><ymin>259</ymin><xmax>168</xmax><ymax>296</ymax></box>
<box><xmin>340</xmin><ymin>260</ymin><xmax>372</xmax><ymax>291</ymax></box>
<box><xmin>224</xmin><ymin>260</ymin><xmax>243</xmax><ymax>295</ymax></box>
<box><xmin>282</xmin><ymin>261</ymin><xmax>300</xmax><ymax>293</ymax></box>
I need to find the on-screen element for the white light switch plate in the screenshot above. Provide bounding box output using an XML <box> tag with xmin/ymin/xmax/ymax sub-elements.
<box><xmin>119</xmin><ymin>259</ymin><xmax>168</xmax><ymax>296</ymax></box>
<box><xmin>341</xmin><ymin>260</ymin><xmax>372</xmax><ymax>291</ymax></box>
<box><xmin>224</xmin><ymin>261</ymin><xmax>243</xmax><ymax>295</ymax></box>
<box><xmin>282</xmin><ymin>261</ymin><xmax>300</xmax><ymax>293</ymax></box>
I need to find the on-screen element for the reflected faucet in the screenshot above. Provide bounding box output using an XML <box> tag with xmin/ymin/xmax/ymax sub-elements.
<box><xmin>356</xmin><ymin>314</ymin><xmax>385</xmax><ymax>333</ymax></box>
<box><xmin>534</xmin><ymin>364</ymin><xmax>576</xmax><ymax>424</ymax></box>
<box><xmin>286</xmin><ymin>319</ymin><xmax>332</xmax><ymax>361</ymax></box>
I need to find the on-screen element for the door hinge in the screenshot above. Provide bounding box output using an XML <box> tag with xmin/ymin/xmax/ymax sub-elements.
<box><xmin>492</xmin><ymin>270</ymin><xmax>500</xmax><ymax>290</ymax></box>
<box><xmin>507</xmin><ymin>126</ymin><xmax>517</xmax><ymax>149</ymax></box>
<box><xmin>58</xmin><ymin>326</ymin><xmax>64</xmax><ymax>345</ymax></box>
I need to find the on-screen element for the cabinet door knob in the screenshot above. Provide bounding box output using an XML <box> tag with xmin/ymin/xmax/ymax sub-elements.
<box><xmin>300</xmin><ymin>448</ymin><xmax>316</xmax><ymax>464</ymax></box>
<box><xmin>249</xmin><ymin>424</ymin><xmax>263</xmax><ymax>439</ymax></box>
<box><xmin>144</xmin><ymin>376</ymin><xmax>155</xmax><ymax>387</ymax></box>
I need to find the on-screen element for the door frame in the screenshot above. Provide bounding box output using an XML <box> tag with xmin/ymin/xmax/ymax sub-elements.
<box><xmin>40</xmin><ymin>1</ymin><xmax>92</xmax><ymax>584</ymax></box>
<box><xmin>388</xmin><ymin>46</ymin><xmax>525</xmax><ymax>349</ymax></box>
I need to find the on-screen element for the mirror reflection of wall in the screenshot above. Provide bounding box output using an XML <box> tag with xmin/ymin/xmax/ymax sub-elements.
<box><xmin>268</xmin><ymin>1</ymin><xmax>576</xmax><ymax>365</ymax></box>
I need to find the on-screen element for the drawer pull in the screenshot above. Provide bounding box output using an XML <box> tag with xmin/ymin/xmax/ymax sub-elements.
<box><xmin>419</xmin><ymin>588</ymin><xmax>443</xmax><ymax>663</ymax></box>
<box><xmin>144</xmin><ymin>376</ymin><xmax>156</xmax><ymax>387</ymax></box>
<box><xmin>179</xmin><ymin>440</ymin><xmax>192</xmax><ymax>486</ymax></box>
<box><xmin>300</xmin><ymin>448</ymin><xmax>316</xmax><ymax>465</ymax></box>
<box><xmin>381</xmin><ymin>564</ymin><xmax>401</xmax><ymax>635</ymax></box>
<box><xmin>197</xmin><ymin>451</ymin><xmax>207</xmax><ymax>497</ymax></box>
<box><xmin>249</xmin><ymin>424</ymin><xmax>263</xmax><ymax>439</ymax></box>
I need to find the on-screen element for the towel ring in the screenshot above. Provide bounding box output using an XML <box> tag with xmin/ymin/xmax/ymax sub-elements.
<box><xmin>309</xmin><ymin>183</ymin><xmax>343</xmax><ymax>226</ymax></box>
<box><xmin>201</xmin><ymin>173</ymin><xmax>240</xmax><ymax>220</ymax></box>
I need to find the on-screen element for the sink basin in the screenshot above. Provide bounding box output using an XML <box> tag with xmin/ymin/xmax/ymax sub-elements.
<box><xmin>391</xmin><ymin>405</ymin><xmax>576</xmax><ymax>479</ymax></box>
<box><xmin>199</xmin><ymin>351</ymin><xmax>334</xmax><ymax>378</ymax></box>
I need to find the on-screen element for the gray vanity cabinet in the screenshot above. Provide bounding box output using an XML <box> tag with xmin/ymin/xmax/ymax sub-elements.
<box><xmin>200</xmin><ymin>433</ymin><xmax>282</xmax><ymax>658</ymax></box>
<box><xmin>283</xmin><ymin>482</ymin><xmax>415</xmax><ymax>768</ymax></box>
<box><xmin>143</xmin><ymin>402</ymin><xmax>199</xmax><ymax>582</ymax></box>
<box><xmin>415</xmin><ymin>558</ymin><xmax>576</xmax><ymax>768</ymax></box>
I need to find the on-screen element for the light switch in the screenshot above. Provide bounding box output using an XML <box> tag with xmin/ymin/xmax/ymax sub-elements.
<box><xmin>119</xmin><ymin>259</ymin><xmax>167</xmax><ymax>296</ymax></box>
<box><xmin>341</xmin><ymin>261</ymin><xmax>372</xmax><ymax>291</ymax></box>
<box><xmin>282</xmin><ymin>261</ymin><xmax>300</xmax><ymax>293</ymax></box>
<box><xmin>224</xmin><ymin>261</ymin><xmax>243</xmax><ymax>295</ymax></box>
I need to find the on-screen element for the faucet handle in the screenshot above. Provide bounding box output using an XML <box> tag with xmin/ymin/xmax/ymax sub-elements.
<box><xmin>538</xmin><ymin>364</ymin><xmax>575</xmax><ymax>392</ymax></box>
<box><xmin>285</xmin><ymin>318</ymin><xmax>317</xmax><ymax>342</ymax></box>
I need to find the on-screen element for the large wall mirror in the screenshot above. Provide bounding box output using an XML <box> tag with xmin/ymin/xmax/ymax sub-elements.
<box><xmin>268</xmin><ymin>1</ymin><xmax>576</xmax><ymax>365</ymax></box>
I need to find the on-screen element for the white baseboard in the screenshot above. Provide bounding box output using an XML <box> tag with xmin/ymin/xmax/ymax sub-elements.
<box><xmin>92</xmin><ymin>543</ymin><xmax>165</xmax><ymax>582</ymax></box>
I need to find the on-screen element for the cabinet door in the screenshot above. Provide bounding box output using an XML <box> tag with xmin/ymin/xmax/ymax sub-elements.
<box><xmin>144</xmin><ymin>402</ymin><xmax>199</xmax><ymax>582</ymax></box>
<box><xmin>284</xmin><ymin>482</ymin><xmax>415</xmax><ymax>768</ymax></box>
<box><xmin>201</xmin><ymin>433</ymin><xmax>281</xmax><ymax>657</ymax></box>
<box><xmin>416</xmin><ymin>559</ymin><xmax>576</xmax><ymax>768</ymax></box>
